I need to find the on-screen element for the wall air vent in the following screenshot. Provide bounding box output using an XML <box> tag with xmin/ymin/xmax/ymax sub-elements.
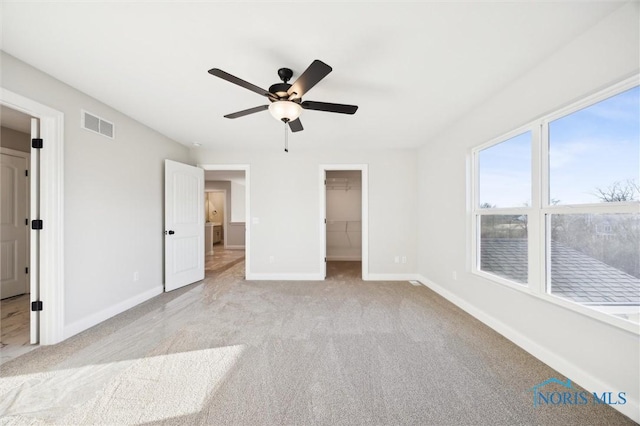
<box><xmin>82</xmin><ymin>110</ymin><xmax>114</xmax><ymax>139</ymax></box>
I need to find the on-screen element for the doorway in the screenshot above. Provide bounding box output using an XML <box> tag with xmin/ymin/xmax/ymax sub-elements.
<box><xmin>0</xmin><ymin>111</ymin><xmax>31</xmax><ymax>362</ymax></box>
<box><xmin>320</xmin><ymin>165</ymin><xmax>369</xmax><ymax>280</ymax></box>
<box><xmin>1</xmin><ymin>88</ymin><xmax>65</xmax><ymax>347</ymax></box>
<box><xmin>201</xmin><ymin>166</ymin><xmax>250</xmax><ymax>277</ymax></box>
<box><xmin>0</xmin><ymin>106</ymin><xmax>33</xmax><ymax>362</ymax></box>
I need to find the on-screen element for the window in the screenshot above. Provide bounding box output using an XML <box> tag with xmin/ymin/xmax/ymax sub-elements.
<box><xmin>478</xmin><ymin>131</ymin><xmax>531</xmax><ymax>208</ymax></box>
<box><xmin>472</xmin><ymin>79</ymin><xmax>640</xmax><ymax>328</ymax></box>
<box><xmin>476</xmin><ymin>131</ymin><xmax>531</xmax><ymax>284</ymax></box>
<box><xmin>548</xmin><ymin>86</ymin><xmax>639</xmax><ymax>205</ymax></box>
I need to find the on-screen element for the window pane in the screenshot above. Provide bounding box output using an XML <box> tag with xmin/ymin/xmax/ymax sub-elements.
<box><xmin>549</xmin><ymin>86</ymin><xmax>640</xmax><ymax>205</ymax></box>
<box><xmin>480</xmin><ymin>215</ymin><xmax>528</xmax><ymax>284</ymax></box>
<box><xmin>549</xmin><ymin>214</ymin><xmax>640</xmax><ymax>311</ymax></box>
<box><xmin>478</xmin><ymin>131</ymin><xmax>531</xmax><ymax>208</ymax></box>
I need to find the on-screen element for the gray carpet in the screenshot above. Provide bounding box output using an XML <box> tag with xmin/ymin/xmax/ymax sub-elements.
<box><xmin>0</xmin><ymin>261</ymin><xmax>634</xmax><ymax>425</ymax></box>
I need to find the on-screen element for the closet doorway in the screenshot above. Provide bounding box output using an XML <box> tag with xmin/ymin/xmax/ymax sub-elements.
<box><xmin>320</xmin><ymin>165</ymin><xmax>369</xmax><ymax>280</ymax></box>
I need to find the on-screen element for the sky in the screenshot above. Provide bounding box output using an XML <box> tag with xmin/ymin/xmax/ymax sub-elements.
<box><xmin>479</xmin><ymin>85</ymin><xmax>639</xmax><ymax>208</ymax></box>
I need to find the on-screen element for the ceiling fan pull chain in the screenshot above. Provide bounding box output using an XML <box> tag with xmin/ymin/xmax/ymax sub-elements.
<box><xmin>284</xmin><ymin>122</ymin><xmax>289</xmax><ymax>153</ymax></box>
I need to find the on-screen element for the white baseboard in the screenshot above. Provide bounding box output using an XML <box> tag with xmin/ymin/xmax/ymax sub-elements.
<box><xmin>63</xmin><ymin>286</ymin><xmax>163</xmax><ymax>340</ymax></box>
<box><xmin>415</xmin><ymin>274</ymin><xmax>639</xmax><ymax>423</ymax></box>
<box><xmin>366</xmin><ymin>273</ymin><xmax>420</xmax><ymax>282</ymax></box>
<box><xmin>245</xmin><ymin>272</ymin><xmax>324</xmax><ymax>281</ymax></box>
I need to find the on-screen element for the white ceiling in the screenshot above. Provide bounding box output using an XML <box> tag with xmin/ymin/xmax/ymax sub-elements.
<box><xmin>0</xmin><ymin>2</ymin><xmax>625</xmax><ymax>151</ymax></box>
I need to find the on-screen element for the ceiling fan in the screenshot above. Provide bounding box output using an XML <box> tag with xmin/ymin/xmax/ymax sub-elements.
<box><xmin>208</xmin><ymin>60</ymin><xmax>358</xmax><ymax>139</ymax></box>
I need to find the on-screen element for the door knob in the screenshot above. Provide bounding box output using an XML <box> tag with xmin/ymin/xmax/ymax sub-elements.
<box><xmin>166</xmin><ymin>230</ymin><xmax>175</xmax><ymax>235</ymax></box>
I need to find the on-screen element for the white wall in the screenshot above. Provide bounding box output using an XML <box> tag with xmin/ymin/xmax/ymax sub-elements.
<box><xmin>193</xmin><ymin>148</ymin><xmax>417</xmax><ymax>279</ymax></box>
<box><xmin>0</xmin><ymin>52</ymin><xmax>191</xmax><ymax>337</ymax></box>
<box><xmin>230</xmin><ymin>180</ymin><xmax>246</xmax><ymax>222</ymax></box>
<box><xmin>417</xmin><ymin>3</ymin><xmax>639</xmax><ymax>421</ymax></box>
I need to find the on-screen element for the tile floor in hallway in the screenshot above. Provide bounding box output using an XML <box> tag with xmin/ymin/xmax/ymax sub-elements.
<box><xmin>0</xmin><ymin>294</ymin><xmax>36</xmax><ymax>365</ymax></box>
<box><xmin>205</xmin><ymin>243</ymin><xmax>245</xmax><ymax>276</ymax></box>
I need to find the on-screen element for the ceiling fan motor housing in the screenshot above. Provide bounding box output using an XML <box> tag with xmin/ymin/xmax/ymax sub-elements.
<box><xmin>270</xmin><ymin>68</ymin><xmax>295</xmax><ymax>100</ymax></box>
<box><xmin>268</xmin><ymin>83</ymin><xmax>292</xmax><ymax>100</ymax></box>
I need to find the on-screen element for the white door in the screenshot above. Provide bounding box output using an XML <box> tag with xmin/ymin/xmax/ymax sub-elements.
<box><xmin>164</xmin><ymin>160</ymin><xmax>204</xmax><ymax>291</ymax></box>
<box><xmin>1</xmin><ymin>152</ymin><xmax>29</xmax><ymax>299</ymax></box>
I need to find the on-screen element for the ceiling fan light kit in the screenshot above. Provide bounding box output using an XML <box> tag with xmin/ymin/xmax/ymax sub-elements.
<box><xmin>268</xmin><ymin>101</ymin><xmax>302</xmax><ymax>122</ymax></box>
<box><xmin>208</xmin><ymin>60</ymin><xmax>358</xmax><ymax>152</ymax></box>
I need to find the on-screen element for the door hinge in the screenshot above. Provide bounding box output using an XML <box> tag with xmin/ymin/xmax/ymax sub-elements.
<box><xmin>32</xmin><ymin>138</ymin><xmax>43</xmax><ymax>149</ymax></box>
<box><xmin>25</xmin><ymin>218</ymin><xmax>29</xmax><ymax>226</ymax></box>
<box><xmin>31</xmin><ymin>219</ymin><xmax>43</xmax><ymax>230</ymax></box>
<box><xmin>31</xmin><ymin>301</ymin><xmax>43</xmax><ymax>312</ymax></box>
<box><xmin>25</xmin><ymin>170</ymin><xmax>29</xmax><ymax>177</ymax></box>
<box><xmin>25</xmin><ymin>267</ymin><xmax>29</xmax><ymax>274</ymax></box>
<box><xmin>324</xmin><ymin>218</ymin><xmax>327</xmax><ymax>224</ymax></box>
<box><xmin>324</xmin><ymin>257</ymin><xmax>327</xmax><ymax>262</ymax></box>
<box><xmin>324</xmin><ymin>179</ymin><xmax>326</xmax><ymax>185</ymax></box>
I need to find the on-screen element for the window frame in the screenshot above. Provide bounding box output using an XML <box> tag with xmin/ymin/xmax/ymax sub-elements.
<box><xmin>470</xmin><ymin>75</ymin><xmax>640</xmax><ymax>334</ymax></box>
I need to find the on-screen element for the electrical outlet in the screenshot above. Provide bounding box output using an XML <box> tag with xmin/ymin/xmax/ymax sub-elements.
<box><xmin>394</xmin><ymin>256</ymin><xmax>400</xmax><ymax>264</ymax></box>
<box><xmin>401</xmin><ymin>256</ymin><xmax>407</xmax><ymax>264</ymax></box>
<box><xmin>133</xmin><ymin>271</ymin><xmax>139</xmax><ymax>282</ymax></box>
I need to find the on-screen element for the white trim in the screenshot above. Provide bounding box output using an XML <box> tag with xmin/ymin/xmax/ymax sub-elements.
<box><xmin>319</xmin><ymin>164</ymin><xmax>369</xmax><ymax>280</ymax></box>
<box><xmin>0</xmin><ymin>147</ymin><xmax>29</xmax><ymax>158</ymax></box>
<box><xmin>64</xmin><ymin>286</ymin><xmax>163</xmax><ymax>339</ymax></box>
<box><xmin>367</xmin><ymin>273</ymin><xmax>420</xmax><ymax>282</ymax></box>
<box><xmin>198</xmin><ymin>164</ymin><xmax>250</xmax><ymax>278</ymax></box>
<box><xmin>245</xmin><ymin>273</ymin><xmax>324</xmax><ymax>281</ymax></box>
<box><xmin>1</xmin><ymin>88</ymin><xmax>65</xmax><ymax>345</ymax></box>
<box><xmin>416</xmin><ymin>274</ymin><xmax>640</xmax><ymax>423</ymax></box>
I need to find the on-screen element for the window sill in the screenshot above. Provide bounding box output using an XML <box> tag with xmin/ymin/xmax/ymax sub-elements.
<box><xmin>472</xmin><ymin>269</ymin><xmax>640</xmax><ymax>335</ymax></box>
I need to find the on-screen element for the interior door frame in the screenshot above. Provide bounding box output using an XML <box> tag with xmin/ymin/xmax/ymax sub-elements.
<box><xmin>1</xmin><ymin>88</ymin><xmax>65</xmax><ymax>345</ymax></box>
<box><xmin>319</xmin><ymin>164</ymin><xmax>369</xmax><ymax>280</ymax></box>
<box><xmin>199</xmin><ymin>164</ymin><xmax>250</xmax><ymax>278</ymax></box>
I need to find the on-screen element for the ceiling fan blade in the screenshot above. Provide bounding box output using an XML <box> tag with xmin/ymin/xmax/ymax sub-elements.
<box><xmin>223</xmin><ymin>105</ymin><xmax>269</xmax><ymax>119</ymax></box>
<box><xmin>288</xmin><ymin>118</ymin><xmax>304</xmax><ymax>132</ymax></box>
<box><xmin>208</xmin><ymin>68</ymin><xmax>274</xmax><ymax>98</ymax></box>
<box><xmin>301</xmin><ymin>101</ymin><xmax>358</xmax><ymax>115</ymax></box>
<box><xmin>287</xmin><ymin>60</ymin><xmax>332</xmax><ymax>99</ymax></box>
